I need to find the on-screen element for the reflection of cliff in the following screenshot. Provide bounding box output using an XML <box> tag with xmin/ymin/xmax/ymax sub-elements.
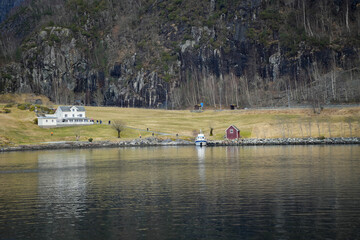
<box><xmin>37</xmin><ymin>151</ymin><xmax>87</xmax><ymax>226</ymax></box>
<box><xmin>0</xmin><ymin>151</ymin><xmax>39</xmax><ymax>228</ymax></box>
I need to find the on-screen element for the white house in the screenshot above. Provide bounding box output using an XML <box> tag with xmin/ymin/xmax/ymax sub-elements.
<box><xmin>38</xmin><ymin>106</ymin><xmax>94</xmax><ymax>128</ymax></box>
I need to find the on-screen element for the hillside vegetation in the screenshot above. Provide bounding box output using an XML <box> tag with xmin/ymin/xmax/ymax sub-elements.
<box><xmin>0</xmin><ymin>0</ymin><xmax>359</xmax><ymax>109</ymax></box>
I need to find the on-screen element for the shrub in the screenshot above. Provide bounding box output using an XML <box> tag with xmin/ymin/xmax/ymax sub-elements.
<box><xmin>3</xmin><ymin>108</ymin><xmax>11</xmax><ymax>114</ymax></box>
<box><xmin>318</xmin><ymin>136</ymin><xmax>326</xmax><ymax>140</ymax></box>
<box><xmin>88</xmin><ymin>137</ymin><xmax>93</xmax><ymax>142</ymax></box>
<box><xmin>163</xmin><ymin>73</ymin><xmax>172</xmax><ymax>82</ymax></box>
<box><xmin>4</xmin><ymin>103</ymin><xmax>13</xmax><ymax>108</ymax></box>
<box><xmin>38</xmin><ymin>106</ymin><xmax>54</xmax><ymax>114</ymax></box>
<box><xmin>33</xmin><ymin>118</ymin><xmax>38</xmax><ymax>124</ymax></box>
<box><xmin>49</xmin><ymin>33</ymin><xmax>61</xmax><ymax>43</ymax></box>
<box><xmin>17</xmin><ymin>104</ymin><xmax>27</xmax><ymax>110</ymax></box>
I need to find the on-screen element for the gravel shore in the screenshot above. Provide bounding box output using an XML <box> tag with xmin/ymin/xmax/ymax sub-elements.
<box><xmin>207</xmin><ymin>137</ymin><xmax>360</xmax><ymax>146</ymax></box>
<box><xmin>1</xmin><ymin>137</ymin><xmax>359</xmax><ymax>152</ymax></box>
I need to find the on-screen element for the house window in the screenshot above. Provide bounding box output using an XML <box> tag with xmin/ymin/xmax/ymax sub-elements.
<box><xmin>73</xmin><ymin>114</ymin><xmax>75</xmax><ymax>117</ymax></box>
<box><xmin>65</xmin><ymin>114</ymin><xmax>67</xmax><ymax>117</ymax></box>
<box><xmin>230</xmin><ymin>129</ymin><xmax>234</xmax><ymax>133</ymax></box>
<box><xmin>52</xmin><ymin>120</ymin><xmax>54</xmax><ymax>122</ymax></box>
<box><xmin>46</xmin><ymin>120</ymin><xmax>48</xmax><ymax>122</ymax></box>
<box><xmin>78</xmin><ymin>114</ymin><xmax>82</xmax><ymax>117</ymax></box>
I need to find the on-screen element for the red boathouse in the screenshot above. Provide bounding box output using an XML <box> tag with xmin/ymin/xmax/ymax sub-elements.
<box><xmin>225</xmin><ymin>125</ymin><xmax>240</xmax><ymax>139</ymax></box>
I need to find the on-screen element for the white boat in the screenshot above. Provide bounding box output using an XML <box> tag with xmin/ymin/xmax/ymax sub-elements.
<box><xmin>195</xmin><ymin>131</ymin><xmax>207</xmax><ymax>146</ymax></box>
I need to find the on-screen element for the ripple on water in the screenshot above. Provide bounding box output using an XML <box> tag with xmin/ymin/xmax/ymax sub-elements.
<box><xmin>0</xmin><ymin>146</ymin><xmax>359</xmax><ymax>239</ymax></box>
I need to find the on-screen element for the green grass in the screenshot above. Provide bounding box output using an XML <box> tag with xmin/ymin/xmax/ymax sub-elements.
<box><xmin>0</xmin><ymin>104</ymin><xmax>360</xmax><ymax>146</ymax></box>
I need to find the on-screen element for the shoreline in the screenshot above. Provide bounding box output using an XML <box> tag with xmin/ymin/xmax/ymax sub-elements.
<box><xmin>1</xmin><ymin>137</ymin><xmax>359</xmax><ymax>152</ymax></box>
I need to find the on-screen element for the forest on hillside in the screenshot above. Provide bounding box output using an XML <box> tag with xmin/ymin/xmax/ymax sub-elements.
<box><xmin>0</xmin><ymin>0</ymin><xmax>360</xmax><ymax>109</ymax></box>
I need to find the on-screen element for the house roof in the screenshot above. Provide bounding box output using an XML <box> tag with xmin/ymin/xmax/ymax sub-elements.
<box><xmin>38</xmin><ymin>116</ymin><xmax>57</xmax><ymax>119</ymax></box>
<box><xmin>225</xmin><ymin>125</ymin><xmax>240</xmax><ymax>132</ymax></box>
<box><xmin>59</xmin><ymin>106</ymin><xmax>86</xmax><ymax>112</ymax></box>
<box><xmin>63</xmin><ymin>117</ymin><xmax>90</xmax><ymax>120</ymax></box>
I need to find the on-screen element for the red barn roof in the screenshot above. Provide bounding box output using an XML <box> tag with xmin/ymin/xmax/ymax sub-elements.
<box><xmin>225</xmin><ymin>125</ymin><xmax>240</xmax><ymax>132</ymax></box>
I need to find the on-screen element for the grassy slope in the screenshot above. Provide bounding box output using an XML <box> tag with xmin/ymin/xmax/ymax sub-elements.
<box><xmin>1</xmin><ymin>103</ymin><xmax>360</xmax><ymax>146</ymax></box>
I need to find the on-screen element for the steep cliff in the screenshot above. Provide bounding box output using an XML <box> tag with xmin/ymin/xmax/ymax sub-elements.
<box><xmin>1</xmin><ymin>0</ymin><xmax>360</xmax><ymax>108</ymax></box>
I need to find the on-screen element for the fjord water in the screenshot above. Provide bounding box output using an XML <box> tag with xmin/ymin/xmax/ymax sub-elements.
<box><xmin>0</xmin><ymin>145</ymin><xmax>359</xmax><ymax>239</ymax></box>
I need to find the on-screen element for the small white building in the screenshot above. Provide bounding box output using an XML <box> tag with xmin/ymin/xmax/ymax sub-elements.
<box><xmin>38</xmin><ymin>106</ymin><xmax>94</xmax><ymax>128</ymax></box>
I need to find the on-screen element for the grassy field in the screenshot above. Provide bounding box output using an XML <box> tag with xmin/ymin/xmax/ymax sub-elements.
<box><xmin>86</xmin><ymin>106</ymin><xmax>360</xmax><ymax>140</ymax></box>
<box><xmin>0</xmin><ymin>94</ymin><xmax>360</xmax><ymax>146</ymax></box>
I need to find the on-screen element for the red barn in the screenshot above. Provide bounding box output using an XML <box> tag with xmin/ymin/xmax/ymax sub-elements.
<box><xmin>225</xmin><ymin>125</ymin><xmax>240</xmax><ymax>139</ymax></box>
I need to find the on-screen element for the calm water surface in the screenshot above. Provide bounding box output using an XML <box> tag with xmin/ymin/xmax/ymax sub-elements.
<box><xmin>0</xmin><ymin>145</ymin><xmax>359</xmax><ymax>240</ymax></box>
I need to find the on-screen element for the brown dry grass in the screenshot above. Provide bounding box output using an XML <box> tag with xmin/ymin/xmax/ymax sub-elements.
<box><xmin>0</xmin><ymin>94</ymin><xmax>359</xmax><ymax>146</ymax></box>
<box><xmin>85</xmin><ymin>106</ymin><xmax>360</xmax><ymax>139</ymax></box>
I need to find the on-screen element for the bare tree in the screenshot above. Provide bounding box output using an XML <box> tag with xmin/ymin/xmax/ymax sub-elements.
<box><xmin>112</xmin><ymin>120</ymin><xmax>126</xmax><ymax>138</ymax></box>
<box><xmin>209</xmin><ymin>123</ymin><xmax>214</xmax><ymax>136</ymax></box>
<box><xmin>94</xmin><ymin>89</ymin><xmax>104</xmax><ymax>106</ymax></box>
<box><xmin>345</xmin><ymin>0</ymin><xmax>350</xmax><ymax>33</ymax></box>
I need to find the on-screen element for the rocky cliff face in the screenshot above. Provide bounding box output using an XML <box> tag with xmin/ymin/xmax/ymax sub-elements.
<box><xmin>1</xmin><ymin>0</ymin><xmax>360</xmax><ymax>108</ymax></box>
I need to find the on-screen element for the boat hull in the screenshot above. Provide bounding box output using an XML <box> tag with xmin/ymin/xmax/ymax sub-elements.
<box><xmin>195</xmin><ymin>140</ymin><xmax>207</xmax><ymax>146</ymax></box>
<box><xmin>195</xmin><ymin>132</ymin><xmax>207</xmax><ymax>146</ymax></box>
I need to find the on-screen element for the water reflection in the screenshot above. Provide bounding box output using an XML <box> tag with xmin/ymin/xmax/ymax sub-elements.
<box><xmin>37</xmin><ymin>152</ymin><xmax>88</xmax><ymax>239</ymax></box>
<box><xmin>0</xmin><ymin>146</ymin><xmax>359</xmax><ymax>239</ymax></box>
<box><xmin>37</xmin><ymin>152</ymin><xmax>87</xmax><ymax>218</ymax></box>
<box><xmin>196</xmin><ymin>146</ymin><xmax>206</xmax><ymax>187</ymax></box>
